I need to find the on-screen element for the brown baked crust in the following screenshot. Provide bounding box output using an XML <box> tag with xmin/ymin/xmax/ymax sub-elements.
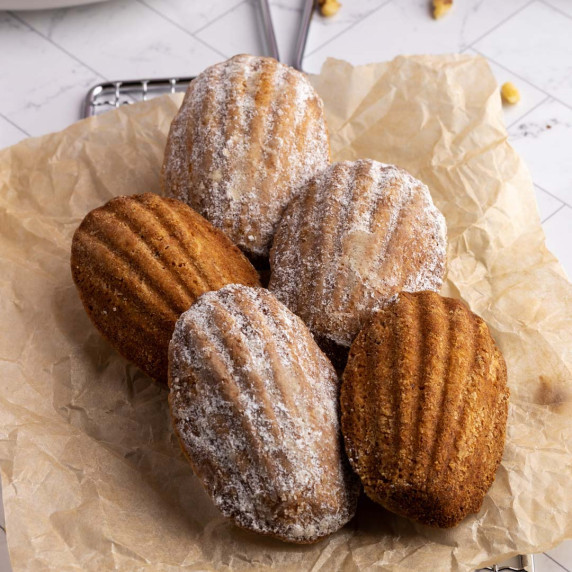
<box><xmin>70</xmin><ymin>193</ymin><xmax>260</xmax><ymax>384</ymax></box>
<box><xmin>340</xmin><ymin>291</ymin><xmax>509</xmax><ymax>528</ymax></box>
<box><xmin>161</xmin><ymin>54</ymin><xmax>330</xmax><ymax>259</ymax></box>
<box><xmin>269</xmin><ymin>159</ymin><xmax>447</xmax><ymax>362</ymax></box>
<box><xmin>168</xmin><ymin>285</ymin><xmax>359</xmax><ymax>543</ymax></box>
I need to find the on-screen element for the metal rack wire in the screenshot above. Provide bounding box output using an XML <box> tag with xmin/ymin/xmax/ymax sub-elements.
<box><xmin>83</xmin><ymin>77</ymin><xmax>191</xmax><ymax>117</ymax></box>
<box><xmin>477</xmin><ymin>554</ymin><xmax>534</xmax><ymax>572</ymax></box>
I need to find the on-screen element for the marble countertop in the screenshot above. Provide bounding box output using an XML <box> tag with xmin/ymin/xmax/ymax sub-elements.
<box><xmin>0</xmin><ymin>1</ymin><xmax>571</xmax><ymax>571</ymax></box>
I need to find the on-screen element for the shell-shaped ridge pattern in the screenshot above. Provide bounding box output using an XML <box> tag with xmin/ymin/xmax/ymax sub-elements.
<box><xmin>169</xmin><ymin>284</ymin><xmax>359</xmax><ymax>543</ymax></box>
<box><xmin>340</xmin><ymin>291</ymin><xmax>509</xmax><ymax>528</ymax></box>
<box><xmin>269</xmin><ymin>159</ymin><xmax>447</xmax><ymax>365</ymax></box>
<box><xmin>71</xmin><ymin>193</ymin><xmax>260</xmax><ymax>384</ymax></box>
<box><xmin>161</xmin><ymin>54</ymin><xmax>330</xmax><ymax>258</ymax></box>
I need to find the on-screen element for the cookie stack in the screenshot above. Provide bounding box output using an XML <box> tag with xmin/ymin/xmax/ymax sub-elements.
<box><xmin>71</xmin><ymin>54</ymin><xmax>509</xmax><ymax>542</ymax></box>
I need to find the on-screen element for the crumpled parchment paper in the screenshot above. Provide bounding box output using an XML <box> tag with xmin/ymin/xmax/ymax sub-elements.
<box><xmin>0</xmin><ymin>55</ymin><xmax>570</xmax><ymax>571</ymax></box>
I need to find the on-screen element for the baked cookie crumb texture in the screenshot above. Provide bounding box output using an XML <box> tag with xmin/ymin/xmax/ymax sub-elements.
<box><xmin>162</xmin><ymin>54</ymin><xmax>330</xmax><ymax>259</ymax></box>
<box><xmin>70</xmin><ymin>193</ymin><xmax>260</xmax><ymax>384</ymax></box>
<box><xmin>169</xmin><ymin>284</ymin><xmax>359</xmax><ymax>543</ymax></box>
<box><xmin>341</xmin><ymin>291</ymin><xmax>509</xmax><ymax>528</ymax></box>
<box><xmin>269</xmin><ymin>159</ymin><xmax>447</xmax><ymax>362</ymax></box>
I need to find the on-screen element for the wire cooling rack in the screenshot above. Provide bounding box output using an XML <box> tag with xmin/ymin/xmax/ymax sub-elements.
<box><xmin>81</xmin><ymin>3</ymin><xmax>536</xmax><ymax>572</ymax></box>
<box><xmin>83</xmin><ymin>0</ymin><xmax>278</xmax><ymax>117</ymax></box>
<box><xmin>477</xmin><ymin>554</ymin><xmax>534</xmax><ymax>572</ymax></box>
<box><xmin>83</xmin><ymin>77</ymin><xmax>192</xmax><ymax>117</ymax></box>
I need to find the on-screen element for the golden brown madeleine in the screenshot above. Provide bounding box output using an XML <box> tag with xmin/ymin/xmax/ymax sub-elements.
<box><xmin>161</xmin><ymin>54</ymin><xmax>330</xmax><ymax>260</ymax></box>
<box><xmin>71</xmin><ymin>193</ymin><xmax>260</xmax><ymax>384</ymax></box>
<box><xmin>341</xmin><ymin>291</ymin><xmax>509</xmax><ymax>528</ymax></box>
<box><xmin>169</xmin><ymin>285</ymin><xmax>359</xmax><ymax>543</ymax></box>
<box><xmin>269</xmin><ymin>159</ymin><xmax>447</xmax><ymax>366</ymax></box>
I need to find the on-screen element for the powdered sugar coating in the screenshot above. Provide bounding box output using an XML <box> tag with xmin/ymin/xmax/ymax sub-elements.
<box><xmin>161</xmin><ymin>54</ymin><xmax>330</xmax><ymax>258</ymax></box>
<box><xmin>168</xmin><ymin>285</ymin><xmax>359</xmax><ymax>543</ymax></box>
<box><xmin>269</xmin><ymin>159</ymin><xmax>448</xmax><ymax>353</ymax></box>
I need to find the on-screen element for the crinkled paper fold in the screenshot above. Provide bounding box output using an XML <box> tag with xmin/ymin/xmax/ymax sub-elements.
<box><xmin>0</xmin><ymin>55</ymin><xmax>571</xmax><ymax>571</ymax></box>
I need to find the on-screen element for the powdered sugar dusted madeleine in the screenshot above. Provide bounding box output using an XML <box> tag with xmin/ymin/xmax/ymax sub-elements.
<box><xmin>341</xmin><ymin>291</ymin><xmax>509</xmax><ymax>528</ymax></box>
<box><xmin>161</xmin><ymin>54</ymin><xmax>330</xmax><ymax>259</ymax></box>
<box><xmin>71</xmin><ymin>193</ymin><xmax>260</xmax><ymax>384</ymax></box>
<box><xmin>269</xmin><ymin>159</ymin><xmax>447</xmax><ymax>364</ymax></box>
<box><xmin>169</xmin><ymin>285</ymin><xmax>359</xmax><ymax>543</ymax></box>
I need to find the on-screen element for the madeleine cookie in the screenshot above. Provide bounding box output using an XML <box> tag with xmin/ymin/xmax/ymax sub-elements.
<box><xmin>169</xmin><ymin>285</ymin><xmax>359</xmax><ymax>543</ymax></box>
<box><xmin>71</xmin><ymin>193</ymin><xmax>260</xmax><ymax>384</ymax></box>
<box><xmin>341</xmin><ymin>291</ymin><xmax>509</xmax><ymax>528</ymax></box>
<box><xmin>269</xmin><ymin>159</ymin><xmax>447</xmax><ymax>366</ymax></box>
<box><xmin>161</xmin><ymin>54</ymin><xmax>330</xmax><ymax>260</ymax></box>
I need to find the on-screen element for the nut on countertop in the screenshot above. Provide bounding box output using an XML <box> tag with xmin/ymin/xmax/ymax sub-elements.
<box><xmin>501</xmin><ymin>82</ymin><xmax>521</xmax><ymax>104</ymax></box>
<box><xmin>319</xmin><ymin>0</ymin><xmax>341</xmax><ymax>17</ymax></box>
<box><xmin>433</xmin><ymin>0</ymin><xmax>453</xmax><ymax>19</ymax></box>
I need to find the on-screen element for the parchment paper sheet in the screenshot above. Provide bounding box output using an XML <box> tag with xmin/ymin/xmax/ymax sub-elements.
<box><xmin>0</xmin><ymin>55</ymin><xmax>571</xmax><ymax>571</ymax></box>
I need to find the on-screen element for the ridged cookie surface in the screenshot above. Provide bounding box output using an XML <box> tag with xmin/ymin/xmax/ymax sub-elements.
<box><xmin>71</xmin><ymin>193</ymin><xmax>260</xmax><ymax>384</ymax></box>
<box><xmin>269</xmin><ymin>159</ymin><xmax>447</xmax><ymax>365</ymax></box>
<box><xmin>341</xmin><ymin>291</ymin><xmax>509</xmax><ymax>528</ymax></box>
<box><xmin>161</xmin><ymin>54</ymin><xmax>330</xmax><ymax>259</ymax></box>
<box><xmin>169</xmin><ymin>285</ymin><xmax>359</xmax><ymax>543</ymax></box>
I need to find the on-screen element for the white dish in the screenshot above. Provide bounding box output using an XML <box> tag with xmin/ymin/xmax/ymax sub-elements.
<box><xmin>0</xmin><ymin>0</ymin><xmax>110</xmax><ymax>10</ymax></box>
